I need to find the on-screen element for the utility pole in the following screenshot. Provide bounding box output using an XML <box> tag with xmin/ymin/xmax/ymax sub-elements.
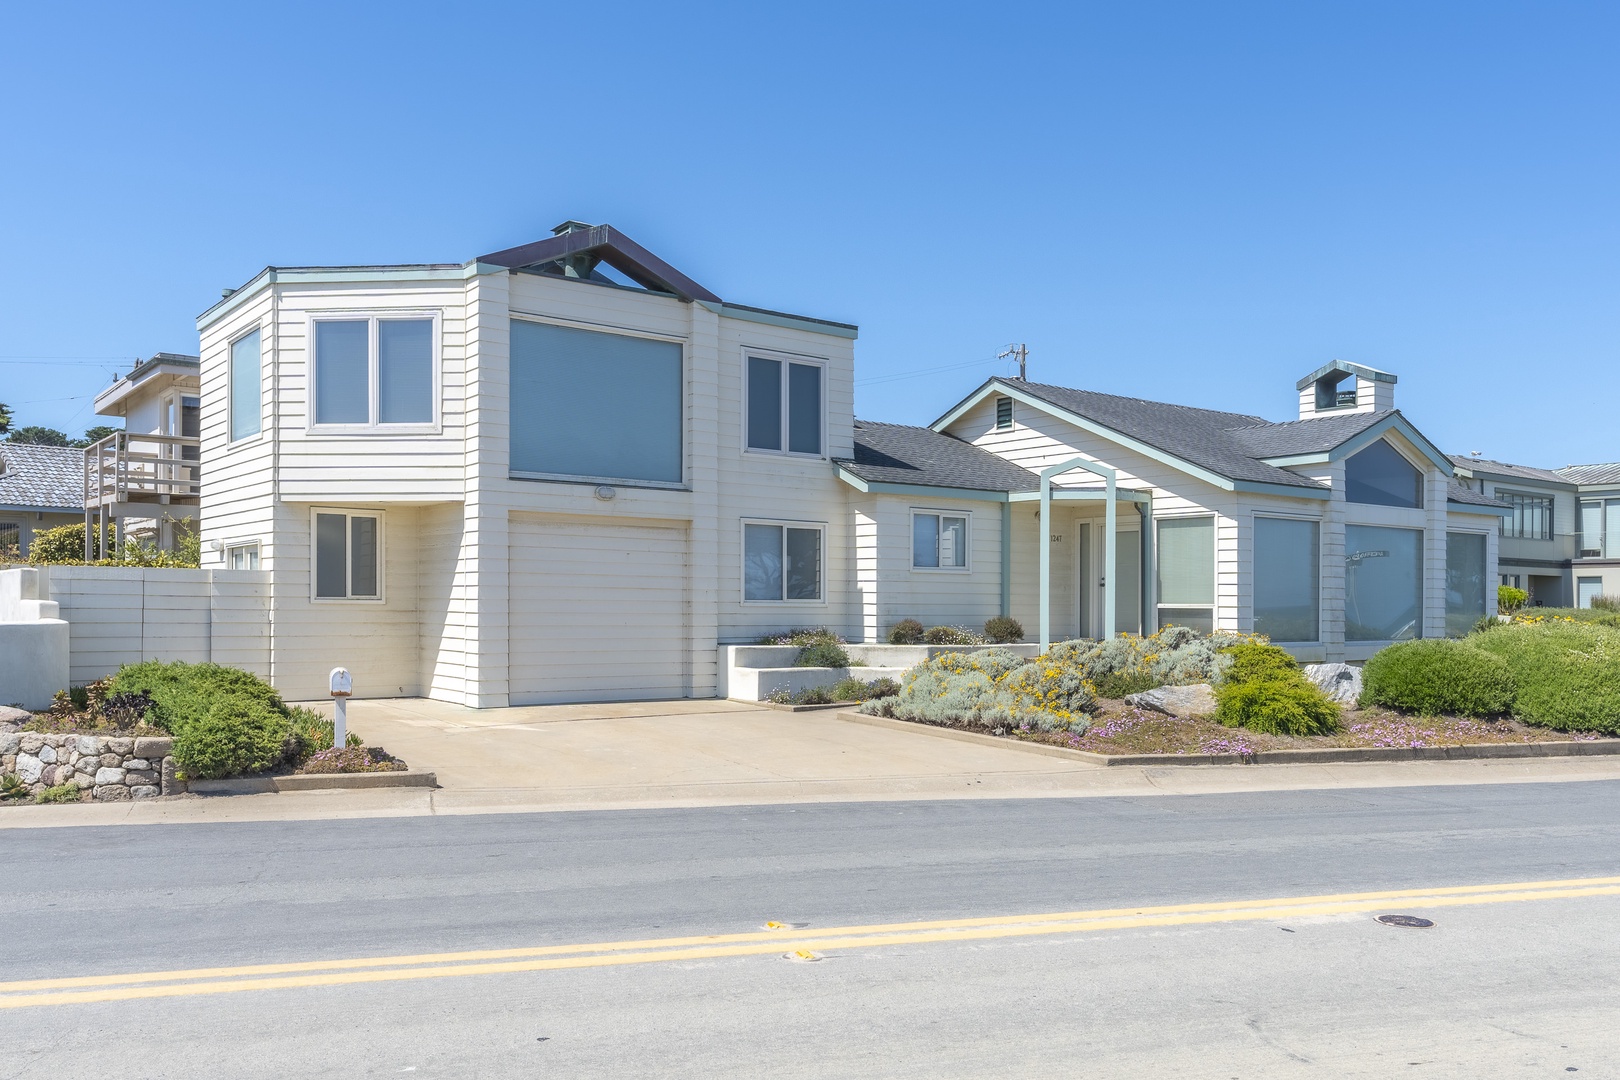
<box><xmin>998</xmin><ymin>343</ymin><xmax>1028</xmax><ymax>381</ymax></box>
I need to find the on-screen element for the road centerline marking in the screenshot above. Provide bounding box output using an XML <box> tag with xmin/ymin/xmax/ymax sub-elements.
<box><xmin>3</xmin><ymin>874</ymin><xmax>1616</xmax><ymax>1009</ymax></box>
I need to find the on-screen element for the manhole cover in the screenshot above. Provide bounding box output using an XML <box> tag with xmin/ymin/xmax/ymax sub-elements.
<box><xmin>1377</xmin><ymin>914</ymin><xmax>1434</xmax><ymax>929</ymax></box>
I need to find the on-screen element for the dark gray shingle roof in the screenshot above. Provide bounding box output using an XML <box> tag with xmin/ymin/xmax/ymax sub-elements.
<box><xmin>1228</xmin><ymin>410</ymin><xmax>1394</xmax><ymax>457</ymax></box>
<box><xmin>1006</xmin><ymin>380</ymin><xmax>1327</xmax><ymax>490</ymax></box>
<box><xmin>1446</xmin><ymin>483</ymin><xmax>1510</xmax><ymax>509</ymax></box>
<box><xmin>1449</xmin><ymin>455</ymin><xmax>1573</xmax><ymax>486</ymax></box>
<box><xmin>840</xmin><ymin>421</ymin><xmax>1041</xmax><ymax>492</ymax></box>
<box><xmin>0</xmin><ymin>444</ymin><xmax>81</xmax><ymax>510</ymax></box>
<box><xmin>1558</xmin><ymin>462</ymin><xmax>1620</xmax><ymax>486</ymax></box>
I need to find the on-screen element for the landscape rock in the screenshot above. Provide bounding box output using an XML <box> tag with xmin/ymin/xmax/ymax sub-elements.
<box><xmin>18</xmin><ymin>733</ymin><xmax>44</xmax><ymax>754</ymax></box>
<box><xmin>93</xmin><ymin>785</ymin><xmax>131</xmax><ymax>802</ymax></box>
<box><xmin>123</xmin><ymin>769</ymin><xmax>159</xmax><ymax>786</ymax></box>
<box><xmin>104</xmin><ymin>738</ymin><xmax>133</xmax><ymax>756</ymax></box>
<box><xmin>0</xmin><ymin>732</ymin><xmax>18</xmax><ymax>756</ymax></box>
<box><xmin>0</xmin><ymin>705</ymin><xmax>32</xmax><ymax>725</ymax></box>
<box><xmin>123</xmin><ymin>759</ymin><xmax>151</xmax><ymax>772</ymax></box>
<box><xmin>76</xmin><ymin>735</ymin><xmax>99</xmax><ymax>757</ymax></box>
<box><xmin>93</xmin><ymin>767</ymin><xmax>126</xmax><ymax>786</ymax></box>
<box><xmin>129</xmin><ymin>786</ymin><xmax>160</xmax><ymax>800</ymax></box>
<box><xmin>99</xmin><ymin>753</ymin><xmax>122</xmax><ymax>768</ymax></box>
<box><xmin>36</xmin><ymin>744</ymin><xmax>56</xmax><ymax>765</ymax></box>
<box><xmin>1303</xmin><ymin>663</ymin><xmax>1363</xmax><ymax>706</ymax></box>
<box><xmin>160</xmin><ymin>758</ymin><xmax>183</xmax><ymax>796</ymax></box>
<box><xmin>132</xmin><ymin>737</ymin><xmax>172</xmax><ymax>760</ymax></box>
<box><xmin>1126</xmin><ymin>683</ymin><xmax>1218</xmax><ymax>718</ymax></box>
<box><xmin>16</xmin><ymin>754</ymin><xmax>45</xmax><ymax>784</ymax></box>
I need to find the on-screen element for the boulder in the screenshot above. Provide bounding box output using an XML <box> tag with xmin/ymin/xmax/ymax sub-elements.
<box><xmin>133</xmin><ymin>737</ymin><xmax>173</xmax><ymax>760</ymax></box>
<box><xmin>0</xmin><ymin>732</ymin><xmax>18</xmax><ymax>756</ymax></box>
<box><xmin>1303</xmin><ymin>663</ymin><xmax>1363</xmax><ymax>706</ymax></box>
<box><xmin>16</xmin><ymin>753</ymin><xmax>45</xmax><ymax>784</ymax></box>
<box><xmin>76</xmin><ymin>735</ymin><xmax>100</xmax><ymax>757</ymax></box>
<box><xmin>1126</xmin><ymin>683</ymin><xmax>1218</xmax><ymax>719</ymax></box>
<box><xmin>0</xmin><ymin>705</ymin><xmax>31</xmax><ymax>726</ymax></box>
<box><xmin>94</xmin><ymin>767</ymin><xmax>126</xmax><ymax>786</ymax></box>
<box><xmin>36</xmin><ymin>744</ymin><xmax>56</xmax><ymax>765</ymax></box>
<box><xmin>18</xmin><ymin>733</ymin><xmax>44</xmax><ymax>755</ymax></box>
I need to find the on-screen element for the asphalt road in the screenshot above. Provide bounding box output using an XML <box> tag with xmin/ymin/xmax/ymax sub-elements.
<box><xmin>6</xmin><ymin>780</ymin><xmax>1620</xmax><ymax>1078</ymax></box>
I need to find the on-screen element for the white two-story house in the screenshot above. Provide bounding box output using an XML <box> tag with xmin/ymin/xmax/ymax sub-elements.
<box><xmin>196</xmin><ymin>223</ymin><xmax>1510</xmax><ymax>706</ymax></box>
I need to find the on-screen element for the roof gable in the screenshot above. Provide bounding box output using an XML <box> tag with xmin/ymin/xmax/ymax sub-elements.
<box><xmin>478</xmin><ymin>221</ymin><xmax>721</xmax><ymax>303</ymax></box>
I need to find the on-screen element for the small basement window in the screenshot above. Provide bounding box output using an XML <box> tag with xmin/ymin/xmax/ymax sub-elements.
<box><xmin>313</xmin><ymin>510</ymin><xmax>382</xmax><ymax>600</ymax></box>
<box><xmin>995</xmin><ymin>396</ymin><xmax>1013</xmax><ymax>431</ymax></box>
<box><xmin>225</xmin><ymin>542</ymin><xmax>260</xmax><ymax>570</ymax></box>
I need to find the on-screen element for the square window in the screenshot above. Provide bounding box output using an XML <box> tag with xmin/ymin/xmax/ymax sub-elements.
<box><xmin>743</xmin><ymin>522</ymin><xmax>823</xmax><ymax>601</ymax></box>
<box><xmin>746</xmin><ymin>355</ymin><xmax>823</xmax><ymax>456</ymax></box>
<box><xmin>225</xmin><ymin>542</ymin><xmax>260</xmax><ymax>571</ymax></box>
<box><xmin>311</xmin><ymin>316</ymin><xmax>436</xmax><ymax>430</ymax></box>
<box><xmin>912</xmin><ymin>512</ymin><xmax>968</xmax><ymax>569</ymax></box>
<box><xmin>313</xmin><ymin>511</ymin><xmax>382</xmax><ymax>600</ymax></box>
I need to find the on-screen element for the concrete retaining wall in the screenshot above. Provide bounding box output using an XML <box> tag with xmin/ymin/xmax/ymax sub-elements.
<box><xmin>722</xmin><ymin>643</ymin><xmax>1042</xmax><ymax>701</ymax></box>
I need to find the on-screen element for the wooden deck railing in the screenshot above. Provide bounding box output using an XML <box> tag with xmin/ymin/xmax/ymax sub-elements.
<box><xmin>83</xmin><ymin>431</ymin><xmax>201</xmax><ymax>511</ymax></box>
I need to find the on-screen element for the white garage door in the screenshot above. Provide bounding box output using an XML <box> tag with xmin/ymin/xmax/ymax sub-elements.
<box><xmin>509</xmin><ymin>518</ymin><xmax>689</xmax><ymax>705</ymax></box>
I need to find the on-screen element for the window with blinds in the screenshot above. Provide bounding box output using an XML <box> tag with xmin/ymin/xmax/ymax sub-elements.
<box><xmin>509</xmin><ymin>319</ymin><xmax>683</xmax><ymax>485</ymax></box>
<box><xmin>1157</xmin><ymin>516</ymin><xmax>1214</xmax><ymax>633</ymax></box>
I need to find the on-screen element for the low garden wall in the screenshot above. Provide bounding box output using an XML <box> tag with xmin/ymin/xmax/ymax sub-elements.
<box><xmin>722</xmin><ymin>643</ymin><xmax>1042</xmax><ymax>701</ymax></box>
<box><xmin>1</xmin><ymin>732</ymin><xmax>184</xmax><ymax>800</ymax></box>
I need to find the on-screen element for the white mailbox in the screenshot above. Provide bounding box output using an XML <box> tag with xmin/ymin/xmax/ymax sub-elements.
<box><xmin>329</xmin><ymin>667</ymin><xmax>353</xmax><ymax>697</ymax></box>
<box><xmin>329</xmin><ymin>667</ymin><xmax>353</xmax><ymax>749</ymax></box>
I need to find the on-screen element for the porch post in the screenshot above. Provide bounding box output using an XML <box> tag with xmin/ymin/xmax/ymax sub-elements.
<box><xmin>1039</xmin><ymin>473</ymin><xmax>1052</xmax><ymax>651</ymax></box>
<box><xmin>1103</xmin><ymin>472</ymin><xmax>1117</xmax><ymax>640</ymax></box>
<box><xmin>1038</xmin><ymin>455</ymin><xmax>1121</xmax><ymax>649</ymax></box>
<box><xmin>1000</xmin><ymin>501</ymin><xmax>1011</xmax><ymax>619</ymax></box>
<box><xmin>1138</xmin><ymin>502</ymin><xmax>1155</xmax><ymax>634</ymax></box>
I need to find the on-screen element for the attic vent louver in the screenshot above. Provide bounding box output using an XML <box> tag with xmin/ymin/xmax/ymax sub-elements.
<box><xmin>995</xmin><ymin>396</ymin><xmax>1014</xmax><ymax>431</ymax></box>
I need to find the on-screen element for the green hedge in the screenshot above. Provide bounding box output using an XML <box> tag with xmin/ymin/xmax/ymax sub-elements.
<box><xmin>1214</xmin><ymin>643</ymin><xmax>1340</xmax><ymax>736</ymax></box>
<box><xmin>106</xmin><ymin>661</ymin><xmax>295</xmax><ymax>778</ymax></box>
<box><xmin>1361</xmin><ymin>639</ymin><xmax>1515</xmax><ymax>717</ymax></box>
<box><xmin>1471</xmin><ymin>622</ymin><xmax>1620</xmax><ymax>733</ymax></box>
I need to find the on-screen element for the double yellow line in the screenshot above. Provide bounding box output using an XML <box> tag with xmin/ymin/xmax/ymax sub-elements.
<box><xmin>4</xmin><ymin>875</ymin><xmax>1618</xmax><ymax>1010</ymax></box>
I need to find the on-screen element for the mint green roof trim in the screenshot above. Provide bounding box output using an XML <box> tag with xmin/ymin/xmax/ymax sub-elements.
<box><xmin>1231</xmin><ymin>479</ymin><xmax>1332</xmax><ymax>500</ymax></box>
<box><xmin>1326</xmin><ymin>413</ymin><xmax>1453</xmax><ymax>474</ymax></box>
<box><xmin>834</xmin><ymin>466</ymin><xmax>1009</xmax><ymax>501</ymax></box>
<box><xmin>1295</xmin><ymin>360</ymin><xmax>1397</xmax><ymax>391</ymax></box>
<box><xmin>197</xmin><ymin>263</ymin><xmax>481</xmax><ymax>328</ymax></box>
<box><xmin>697</xmin><ymin>301</ymin><xmax>858</xmax><ymax>339</ymax></box>
<box><xmin>932</xmin><ymin>381</ymin><xmax>1242</xmax><ymax>492</ymax></box>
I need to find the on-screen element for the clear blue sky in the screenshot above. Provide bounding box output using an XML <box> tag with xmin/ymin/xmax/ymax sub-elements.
<box><xmin>2</xmin><ymin>1</ymin><xmax>1615</xmax><ymax>466</ymax></box>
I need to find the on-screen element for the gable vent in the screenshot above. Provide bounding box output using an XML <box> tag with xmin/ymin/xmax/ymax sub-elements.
<box><xmin>995</xmin><ymin>396</ymin><xmax>1014</xmax><ymax>431</ymax></box>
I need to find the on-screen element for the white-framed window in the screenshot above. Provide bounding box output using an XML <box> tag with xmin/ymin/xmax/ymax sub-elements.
<box><xmin>311</xmin><ymin>509</ymin><xmax>384</xmax><ymax>601</ymax></box>
<box><xmin>1445</xmin><ymin>531</ymin><xmax>1488</xmax><ymax>636</ymax></box>
<box><xmin>742</xmin><ymin>520</ymin><xmax>824</xmax><ymax>602</ymax></box>
<box><xmin>1253</xmin><ymin>515</ymin><xmax>1319</xmax><ymax>642</ymax></box>
<box><xmin>229</xmin><ymin>327</ymin><xmax>262</xmax><ymax>442</ymax></box>
<box><xmin>1345</xmin><ymin>524</ymin><xmax>1423</xmax><ymax>641</ymax></box>
<box><xmin>1499</xmin><ymin>491</ymin><xmax>1553</xmax><ymax>540</ymax></box>
<box><xmin>745</xmin><ymin>352</ymin><xmax>824</xmax><ymax>457</ymax></box>
<box><xmin>1156</xmin><ymin>515</ymin><xmax>1215</xmax><ymax>633</ymax></box>
<box><xmin>310</xmin><ymin>314</ymin><xmax>438</xmax><ymax>432</ymax></box>
<box><xmin>1579</xmin><ymin>499</ymin><xmax>1620</xmax><ymax>557</ymax></box>
<box><xmin>225</xmin><ymin>542</ymin><xmax>260</xmax><ymax>570</ymax></box>
<box><xmin>912</xmin><ymin>511</ymin><xmax>969</xmax><ymax>570</ymax></box>
<box><xmin>1345</xmin><ymin>439</ymin><xmax>1423</xmax><ymax>509</ymax></box>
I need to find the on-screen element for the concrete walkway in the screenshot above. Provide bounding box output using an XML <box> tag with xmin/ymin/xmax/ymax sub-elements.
<box><xmin>7</xmin><ymin>696</ymin><xmax>1620</xmax><ymax>828</ymax></box>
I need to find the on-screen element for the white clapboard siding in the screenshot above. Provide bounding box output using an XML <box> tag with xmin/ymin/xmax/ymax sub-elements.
<box><xmin>508</xmin><ymin>517</ymin><xmax>690</xmax><ymax>705</ymax></box>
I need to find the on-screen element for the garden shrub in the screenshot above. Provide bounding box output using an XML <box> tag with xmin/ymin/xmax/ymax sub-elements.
<box><xmin>171</xmin><ymin>693</ymin><xmax>294</xmax><ymax>780</ymax></box>
<box><xmin>25</xmin><ymin>521</ymin><xmax>201</xmax><ymax>567</ymax></box>
<box><xmin>923</xmin><ymin>625</ymin><xmax>986</xmax><ymax>645</ymax></box>
<box><xmin>830</xmin><ymin>677</ymin><xmax>900</xmax><ymax>702</ymax></box>
<box><xmin>1593</xmin><ymin>595</ymin><xmax>1620</xmax><ymax>613</ymax></box>
<box><xmin>1214</xmin><ymin>642</ymin><xmax>1339</xmax><ymax>736</ymax></box>
<box><xmin>872</xmin><ymin>648</ymin><xmax>1092</xmax><ymax>733</ymax></box>
<box><xmin>759</xmin><ymin>627</ymin><xmax>845</xmax><ymax>647</ymax></box>
<box><xmin>1497</xmin><ymin>585</ymin><xmax>1528</xmax><ymax>613</ymax></box>
<box><xmin>109</xmin><ymin>660</ymin><xmax>284</xmax><ymax>735</ymax></box>
<box><xmin>887</xmin><ymin>619</ymin><xmax>925</xmax><ymax>645</ymax></box>
<box><xmin>795</xmin><ymin>641</ymin><xmax>851</xmax><ymax>668</ymax></box>
<box><xmin>982</xmin><ymin>616</ymin><xmax>1025</xmax><ymax>644</ymax></box>
<box><xmin>1361</xmin><ymin>639</ymin><xmax>1515</xmax><ymax>717</ymax></box>
<box><xmin>1472</xmin><ymin>621</ymin><xmax>1620</xmax><ymax>733</ymax></box>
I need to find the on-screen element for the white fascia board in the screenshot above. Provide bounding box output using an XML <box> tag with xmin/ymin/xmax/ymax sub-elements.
<box><xmin>1232</xmin><ymin>480</ymin><xmax>1332</xmax><ymax>500</ymax></box>
<box><xmin>931</xmin><ymin>380</ymin><xmax>1242</xmax><ymax>492</ymax></box>
<box><xmin>197</xmin><ymin>262</ymin><xmax>485</xmax><ymax>330</ymax></box>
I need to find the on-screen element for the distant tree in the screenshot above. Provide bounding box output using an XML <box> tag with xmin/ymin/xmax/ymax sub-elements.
<box><xmin>6</xmin><ymin>426</ymin><xmax>72</xmax><ymax>446</ymax></box>
<box><xmin>75</xmin><ymin>425</ymin><xmax>122</xmax><ymax>448</ymax></box>
<box><xmin>0</xmin><ymin>402</ymin><xmax>11</xmax><ymax>437</ymax></box>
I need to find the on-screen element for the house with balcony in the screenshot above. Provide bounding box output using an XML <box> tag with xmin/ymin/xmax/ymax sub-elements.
<box><xmin>190</xmin><ymin>222</ymin><xmax>1512</xmax><ymax>706</ymax></box>
<box><xmin>83</xmin><ymin>352</ymin><xmax>200</xmax><ymax>556</ymax></box>
<box><xmin>1558</xmin><ymin>462</ymin><xmax>1620</xmax><ymax>606</ymax></box>
<box><xmin>1448</xmin><ymin>456</ymin><xmax>1578</xmax><ymax>607</ymax></box>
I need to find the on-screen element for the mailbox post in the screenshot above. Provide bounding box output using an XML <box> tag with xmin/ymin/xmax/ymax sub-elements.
<box><xmin>329</xmin><ymin>667</ymin><xmax>353</xmax><ymax>749</ymax></box>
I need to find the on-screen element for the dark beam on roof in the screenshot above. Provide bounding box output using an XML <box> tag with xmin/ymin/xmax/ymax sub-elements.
<box><xmin>478</xmin><ymin>224</ymin><xmax>722</xmax><ymax>304</ymax></box>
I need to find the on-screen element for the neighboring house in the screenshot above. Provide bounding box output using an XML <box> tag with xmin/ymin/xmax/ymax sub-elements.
<box><xmin>0</xmin><ymin>443</ymin><xmax>84</xmax><ymax>558</ymax></box>
<box><xmin>192</xmin><ymin>222</ymin><xmax>1509</xmax><ymax>705</ymax></box>
<box><xmin>1449</xmin><ymin>456</ymin><xmax>1577</xmax><ymax>607</ymax></box>
<box><xmin>1557</xmin><ymin>462</ymin><xmax>1620</xmax><ymax>606</ymax></box>
<box><xmin>842</xmin><ymin>361</ymin><xmax>1508</xmax><ymax>660</ymax></box>
<box><xmin>84</xmin><ymin>352</ymin><xmax>201</xmax><ymax>554</ymax></box>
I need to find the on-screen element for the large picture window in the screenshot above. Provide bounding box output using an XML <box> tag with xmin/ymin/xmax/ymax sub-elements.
<box><xmin>311</xmin><ymin>316</ymin><xmax>436</xmax><ymax>430</ymax></box>
<box><xmin>1253</xmin><ymin>516</ymin><xmax>1319</xmax><ymax>642</ymax></box>
<box><xmin>912</xmin><ymin>512</ymin><xmax>968</xmax><ymax>570</ymax></box>
<box><xmin>1579</xmin><ymin>499</ymin><xmax>1620</xmax><ymax>558</ymax></box>
<box><xmin>1157</xmin><ymin>516</ymin><xmax>1214</xmax><ymax>634</ymax></box>
<box><xmin>313</xmin><ymin>510</ymin><xmax>382</xmax><ymax>601</ymax></box>
<box><xmin>229</xmin><ymin>329</ymin><xmax>262</xmax><ymax>442</ymax></box>
<box><xmin>510</xmin><ymin>319</ymin><xmax>682</xmax><ymax>485</ymax></box>
<box><xmin>1499</xmin><ymin>492</ymin><xmax>1553</xmax><ymax>540</ymax></box>
<box><xmin>1445</xmin><ymin>532</ymin><xmax>1487</xmax><ymax>637</ymax></box>
<box><xmin>1345</xmin><ymin>440</ymin><xmax>1422</xmax><ymax>508</ymax></box>
<box><xmin>1345</xmin><ymin>524</ymin><xmax>1422</xmax><ymax>641</ymax></box>
<box><xmin>743</xmin><ymin>522</ymin><xmax>823</xmax><ymax>602</ymax></box>
<box><xmin>746</xmin><ymin>355</ymin><xmax>823</xmax><ymax>456</ymax></box>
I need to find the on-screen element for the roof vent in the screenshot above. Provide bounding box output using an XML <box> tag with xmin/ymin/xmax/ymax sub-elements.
<box><xmin>221</xmin><ymin>287</ymin><xmax>236</xmax><ymax>299</ymax></box>
<box><xmin>551</xmin><ymin>220</ymin><xmax>596</xmax><ymax>236</ymax></box>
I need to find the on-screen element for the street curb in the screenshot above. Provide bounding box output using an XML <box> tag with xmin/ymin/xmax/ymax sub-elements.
<box><xmin>187</xmin><ymin>770</ymin><xmax>438</xmax><ymax>795</ymax></box>
<box><xmin>833</xmin><ymin>711</ymin><xmax>1620</xmax><ymax>767</ymax></box>
<box><xmin>743</xmin><ymin>699</ymin><xmax>856</xmax><ymax>713</ymax></box>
